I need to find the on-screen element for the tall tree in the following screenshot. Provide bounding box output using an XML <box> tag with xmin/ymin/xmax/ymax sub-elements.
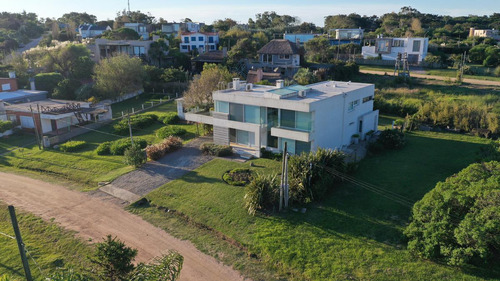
<box><xmin>183</xmin><ymin>64</ymin><xmax>232</xmax><ymax>110</ymax></box>
<box><xmin>94</xmin><ymin>54</ymin><xmax>145</xmax><ymax>99</ymax></box>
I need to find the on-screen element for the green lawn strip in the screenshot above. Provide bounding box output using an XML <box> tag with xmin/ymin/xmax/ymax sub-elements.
<box><xmin>132</xmin><ymin>131</ymin><xmax>495</xmax><ymax>280</ymax></box>
<box><xmin>0</xmin><ymin>99</ymin><xmax>199</xmax><ymax>190</ymax></box>
<box><xmin>0</xmin><ymin>203</ymin><xmax>94</xmax><ymax>279</ymax></box>
<box><xmin>111</xmin><ymin>93</ymin><xmax>167</xmax><ymax>118</ymax></box>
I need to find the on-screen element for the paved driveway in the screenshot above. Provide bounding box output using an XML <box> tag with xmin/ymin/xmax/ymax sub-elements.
<box><xmin>100</xmin><ymin>136</ymin><xmax>213</xmax><ymax>201</ymax></box>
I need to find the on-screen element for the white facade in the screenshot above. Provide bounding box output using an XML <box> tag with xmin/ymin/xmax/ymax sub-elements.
<box><xmin>180</xmin><ymin>32</ymin><xmax>219</xmax><ymax>53</ymax></box>
<box><xmin>362</xmin><ymin>37</ymin><xmax>429</xmax><ymax>63</ymax></box>
<box><xmin>78</xmin><ymin>25</ymin><xmax>111</xmax><ymax>39</ymax></box>
<box><xmin>124</xmin><ymin>23</ymin><xmax>150</xmax><ymax>40</ymax></box>
<box><xmin>178</xmin><ymin>79</ymin><xmax>378</xmax><ymax>157</ymax></box>
<box><xmin>469</xmin><ymin>28</ymin><xmax>500</xmax><ymax>40</ymax></box>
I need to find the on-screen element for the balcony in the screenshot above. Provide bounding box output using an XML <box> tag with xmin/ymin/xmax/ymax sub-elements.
<box><xmin>270</xmin><ymin>127</ymin><xmax>311</xmax><ymax>142</ymax></box>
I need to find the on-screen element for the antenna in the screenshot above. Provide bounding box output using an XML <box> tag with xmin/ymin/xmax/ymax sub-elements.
<box><xmin>127</xmin><ymin>0</ymin><xmax>131</xmax><ymax>14</ymax></box>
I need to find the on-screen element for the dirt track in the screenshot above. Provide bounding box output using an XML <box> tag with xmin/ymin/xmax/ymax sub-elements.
<box><xmin>359</xmin><ymin>69</ymin><xmax>500</xmax><ymax>87</ymax></box>
<box><xmin>0</xmin><ymin>172</ymin><xmax>246</xmax><ymax>281</ymax></box>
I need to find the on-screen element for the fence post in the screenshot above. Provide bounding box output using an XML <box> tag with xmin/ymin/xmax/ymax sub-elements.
<box><xmin>150</xmin><ymin>101</ymin><xmax>154</xmax><ymax>107</ymax></box>
<box><xmin>160</xmin><ymin>98</ymin><xmax>162</xmax><ymax>103</ymax></box>
<box><xmin>8</xmin><ymin>206</ymin><xmax>33</xmax><ymax>281</ymax></box>
<box><xmin>121</xmin><ymin>111</ymin><xmax>124</xmax><ymax>117</ymax></box>
<box><xmin>142</xmin><ymin>104</ymin><xmax>145</xmax><ymax>110</ymax></box>
<box><xmin>132</xmin><ymin>108</ymin><xmax>135</xmax><ymax>114</ymax></box>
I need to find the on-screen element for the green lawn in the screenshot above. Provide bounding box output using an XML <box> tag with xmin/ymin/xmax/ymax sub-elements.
<box><xmin>359</xmin><ymin>64</ymin><xmax>500</xmax><ymax>82</ymax></box>
<box><xmin>0</xmin><ymin>203</ymin><xmax>94</xmax><ymax>280</ymax></box>
<box><xmin>111</xmin><ymin>93</ymin><xmax>175</xmax><ymax>118</ymax></box>
<box><xmin>130</xmin><ymin>129</ymin><xmax>497</xmax><ymax>280</ymax></box>
<box><xmin>0</xmin><ymin>98</ymin><xmax>199</xmax><ymax>190</ymax></box>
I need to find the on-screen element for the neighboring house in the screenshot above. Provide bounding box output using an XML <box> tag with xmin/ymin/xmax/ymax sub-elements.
<box><xmin>78</xmin><ymin>24</ymin><xmax>112</xmax><ymax>39</ymax></box>
<box><xmin>179</xmin><ymin>32</ymin><xmax>219</xmax><ymax>53</ymax></box>
<box><xmin>362</xmin><ymin>37</ymin><xmax>429</xmax><ymax>63</ymax></box>
<box><xmin>283</xmin><ymin>33</ymin><xmax>319</xmax><ymax>46</ymax></box>
<box><xmin>469</xmin><ymin>28</ymin><xmax>500</xmax><ymax>40</ymax></box>
<box><xmin>124</xmin><ymin>23</ymin><xmax>150</xmax><ymax>40</ymax></box>
<box><xmin>94</xmin><ymin>39</ymin><xmax>154</xmax><ymax>61</ymax></box>
<box><xmin>177</xmin><ymin>79</ymin><xmax>378</xmax><ymax>157</ymax></box>
<box><xmin>161</xmin><ymin>22</ymin><xmax>182</xmax><ymax>36</ymax></box>
<box><xmin>192</xmin><ymin>48</ymin><xmax>227</xmax><ymax>71</ymax></box>
<box><xmin>2</xmin><ymin>99</ymin><xmax>111</xmax><ymax>135</ymax></box>
<box><xmin>0</xmin><ymin>74</ymin><xmax>47</xmax><ymax>106</ymax></box>
<box><xmin>329</xmin><ymin>28</ymin><xmax>364</xmax><ymax>45</ymax></box>
<box><xmin>185</xmin><ymin>22</ymin><xmax>204</xmax><ymax>32</ymax></box>
<box><xmin>252</xmin><ymin>39</ymin><xmax>301</xmax><ymax>78</ymax></box>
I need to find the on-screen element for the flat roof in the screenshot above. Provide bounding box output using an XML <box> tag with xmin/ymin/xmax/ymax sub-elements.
<box><xmin>0</xmin><ymin>90</ymin><xmax>47</xmax><ymax>101</ymax></box>
<box><xmin>215</xmin><ymin>81</ymin><xmax>372</xmax><ymax>104</ymax></box>
<box><xmin>5</xmin><ymin>99</ymin><xmax>90</xmax><ymax>113</ymax></box>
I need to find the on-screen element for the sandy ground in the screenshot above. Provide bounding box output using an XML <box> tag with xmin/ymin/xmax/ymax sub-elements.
<box><xmin>359</xmin><ymin>69</ymin><xmax>500</xmax><ymax>86</ymax></box>
<box><xmin>0</xmin><ymin>172</ymin><xmax>246</xmax><ymax>281</ymax></box>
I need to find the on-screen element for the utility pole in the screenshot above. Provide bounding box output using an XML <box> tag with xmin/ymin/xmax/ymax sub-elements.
<box><xmin>8</xmin><ymin>206</ymin><xmax>33</xmax><ymax>281</ymax></box>
<box><xmin>29</xmin><ymin>105</ymin><xmax>41</xmax><ymax>150</ymax></box>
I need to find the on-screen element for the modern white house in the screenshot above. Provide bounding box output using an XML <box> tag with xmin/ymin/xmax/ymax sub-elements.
<box><xmin>362</xmin><ymin>37</ymin><xmax>429</xmax><ymax>63</ymax></box>
<box><xmin>177</xmin><ymin>79</ymin><xmax>378</xmax><ymax>157</ymax></box>
<box><xmin>78</xmin><ymin>24</ymin><xmax>112</xmax><ymax>39</ymax></box>
<box><xmin>94</xmin><ymin>39</ymin><xmax>156</xmax><ymax>62</ymax></box>
<box><xmin>469</xmin><ymin>28</ymin><xmax>500</xmax><ymax>40</ymax></box>
<box><xmin>180</xmin><ymin>32</ymin><xmax>219</xmax><ymax>53</ymax></box>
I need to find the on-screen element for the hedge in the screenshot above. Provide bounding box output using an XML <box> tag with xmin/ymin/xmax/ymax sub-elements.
<box><xmin>145</xmin><ymin>136</ymin><xmax>183</xmax><ymax>161</ymax></box>
<box><xmin>59</xmin><ymin>140</ymin><xmax>86</xmax><ymax>152</ymax></box>
<box><xmin>0</xmin><ymin>120</ymin><xmax>13</xmax><ymax>133</ymax></box>
<box><xmin>34</xmin><ymin>72</ymin><xmax>64</xmax><ymax>94</ymax></box>
<box><xmin>95</xmin><ymin>138</ymin><xmax>147</xmax><ymax>155</ymax></box>
<box><xmin>200</xmin><ymin>142</ymin><xmax>233</xmax><ymax>157</ymax></box>
<box><xmin>155</xmin><ymin>126</ymin><xmax>187</xmax><ymax>139</ymax></box>
<box><xmin>113</xmin><ymin>114</ymin><xmax>158</xmax><ymax>135</ymax></box>
<box><xmin>159</xmin><ymin>112</ymin><xmax>180</xmax><ymax>125</ymax></box>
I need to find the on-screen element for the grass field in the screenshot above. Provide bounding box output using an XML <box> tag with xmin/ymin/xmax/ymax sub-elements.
<box><xmin>359</xmin><ymin>64</ymin><xmax>500</xmax><ymax>82</ymax></box>
<box><xmin>130</xmin><ymin>124</ymin><xmax>498</xmax><ymax>280</ymax></box>
<box><xmin>0</xmin><ymin>96</ymin><xmax>199</xmax><ymax>190</ymax></box>
<box><xmin>0</xmin><ymin>203</ymin><xmax>94</xmax><ymax>280</ymax></box>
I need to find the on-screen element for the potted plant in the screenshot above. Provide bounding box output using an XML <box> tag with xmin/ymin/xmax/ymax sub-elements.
<box><xmin>365</xmin><ymin>130</ymin><xmax>375</xmax><ymax>141</ymax></box>
<box><xmin>352</xmin><ymin>133</ymin><xmax>360</xmax><ymax>144</ymax></box>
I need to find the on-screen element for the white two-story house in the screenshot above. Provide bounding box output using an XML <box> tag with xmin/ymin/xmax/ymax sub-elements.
<box><xmin>180</xmin><ymin>32</ymin><xmax>219</xmax><ymax>53</ymax></box>
<box><xmin>362</xmin><ymin>37</ymin><xmax>428</xmax><ymax>63</ymax></box>
<box><xmin>177</xmin><ymin>79</ymin><xmax>378</xmax><ymax>157</ymax></box>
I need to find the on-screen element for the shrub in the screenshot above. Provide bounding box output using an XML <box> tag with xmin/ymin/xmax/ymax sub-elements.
<box><xmin>34</xmin><ymin>72</ymin><xmax>64</xmax><ymax>94</ymax></box>
<box><xmin>155</xmin><ymin>126</ymin><xmax>186</xmax><ymax>139</ymax></box>
<box><xmin>113</xmin><ymin>114</ymin><xmax>158</xmax><ymax>135</ymax></box>
<box><xmin>0</xmin><ymin>120</ymin><xmax>13</xmax><ymax>133</ymax></box>
<box><xmin>377</xmin><ymin>129</ymin><xmax>406</xmax><ymax>150</ymax></box>
<box><xmin>223</xmin><ymin>168</ymin><xmax>253</xmax><ymax>186</ymax></box>
<box><xmin>123</xmin><ymin>144</ymin><xmax>146</xmax><ymax>167</ymax></box>
<box><xmin>494</xmin><ymin>66</ymin><xmax>500</xmax><ymax>77</ymax></box>
<box><xmin>59</xmin><ymin>140</ymin><xmax>86</xmax><ymax>152</ymax></box>
<box><xmin>405</xmin><ymin>161</ymin><xmax>500</xmax><ymax>266</ymax></box>
<box><xmin>160</xmin><ymin>112</ymin><xmax>180</xmax><ymax>125</ymax></box>
<box><xmin>288</xmin><ymin>148</ymin><xmax>347</xmax><ymax>204</ymax></box>
<box><xmin>200</xmin><ymin>142</ymin><xmax>233</xmax><ymax>157</ymax></box>
<box><xmin>244</xmin><ymin>173</ymin><xmax>279</xmax><ymax>215</ymax></box>
<box><xmin>145</xmin><ymin>136</ymin><xmax>183</xmax><ymax>161</ymax></box>
<box><xmin>260</xmin><ymin>148</ymin><xmax>282</xmax><ymax>161</ymax></box>
<box><xmin>96</xmin><ymin>141</ymin><xmax>112</xmax><ymax>155</ymax></box>
<box><xmin>109</xmin><ymin>138</ymin><xmax>148</xmax><ymax>155</ymax></box>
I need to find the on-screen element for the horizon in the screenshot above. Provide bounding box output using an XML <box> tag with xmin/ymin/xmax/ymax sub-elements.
<box><xmin>4</xmin><ymin>0</ymin><xmax>500</xmax><ymax>27</ymax></box>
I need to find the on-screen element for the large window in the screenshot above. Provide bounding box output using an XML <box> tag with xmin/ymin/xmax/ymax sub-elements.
<box><xmin>392</xmin><ymin>40</ymin><xmax>404</xmax><ymax>47</ymax></box>
<box><xmin>279</xmin><ymin>110</ymin><xmax>311</xmax><ymax>131</ymax></box>
<box><xmin>133</xmin><ymin>46</ymin><xmax>145</xmax><ymax>56</ymax></box>
<box><xmin>191</xmin><ymin>36</ymin><xmax>196</xmax><ymax>41</ymax></box>
<box><xmin>412</xmin><ymin>40</ymin><xmax>421</xmax><ymax>52</ymax></box>
<box><xmin>376</xmin><ymin>39</ymin><xmax>391</xmax><ymax>53</ymax></box>
<box><xmin>229</xmin><ymin>103</ymin><xmax>244</xmax><ymax>122</ymax></box>
<box><xmin>215</xmin><ymin>101</ymin><xmax>229</xmax><ymax>113</ymax></box>
<box><xmin>244</xmin><ymin>105</ymin><xmax>260</xmax><ymax>124</ymax></box>
<box><xmin>198</xmin><ymin>36</ymin><xmax>204</xmax><ymax>41</ymax></box>
<box><xmin>208</xmin><ymin>37</ymin><xmax>214</xmax><ymax>43</ymax></box>
<box><xmin>184</xmin><ymin>37</ymin><xmax>189</xmax><ymax>43</ymax></box>
<box><xmin>279</xmin><ymin>138</ymin><xmax>310</xmax><ymax>155</ymax></box>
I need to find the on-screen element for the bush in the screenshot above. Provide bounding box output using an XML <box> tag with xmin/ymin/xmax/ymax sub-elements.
<box><xmin>244</xmin><ymin>173</ymin><xmax>279</xmax><ymax>215</ymax></box>
<box><xmin>53</xmin><ymin>79</ymin><xmax>82</xmax><ymax>100</ymax></box>
<box><xmin>109</xmin><ymin>138</ymin><xmax>148</xmax><ymax>156</ymax></box>
<box><xmin>405</xmin><ymin>161</ymin><xmax>500</xmax><ymax>266</ymax></box>
<box><xmin>160</xmin><ymin>112</ymin><xmax>180</xmax><ymax>125</ymax></box>
<box><xmin>223</xmin><ymin>168</ymin><xmax>253</xmax><ymax>186</ymax></box>
<box><xmin>96</xmin><ymin>141</ymin><xmax>112</xmax><ymax>155</ymax></box>
<box><xmin>200</xmin><ymin>142</ymin><xmax>233</xmax><ymax>157</ymax></box>
<box><xmin>260</xmin><ymin>148</ymin><xmax>282</xmax><ymax>161</ymax></box>
<box><xmin>145</xmin><ymin>136</ymin><xmax>183</xmax><ymax>161</ymax></box>
<box><xmin>494</xmin><ymin>66</ymin><xmax>500</xmax><ymax>77</ymax></box>
<box><xmin>155</xmin><ymin>126</ymin><xmax>187</xmax><ymax>139</ymax></box>
<box><xmin>123</xmin><ymin>144</ymin><xmax>146</xmax><ymax>167</ymax></box>
<box><xmin>377</xmin><ymin>129</ymin><xmax>406</xmax><ymax>150</ymax></box>
<box><xmin>34</xmin><ymin>72</ymin><xmax>64</xmax><ymax>94</ymax></box>
<box><xmin>59</xmin><ymin>140</ymin><xmax>86</xmax><ymax>152</ymax></box>
<box><xmin>288</xmin><ymin>148</ymin><xmax>347</xmax><ymax>204</ymax></box>
<box><xmin>113</xmin><ymin>114</ymin><xmax>158</xmax><ymax>135</ymax></box>
<box><xmin>0</xmin><ymin>120</ymin><xmax>13</xmax><ymax>133</ymax></box>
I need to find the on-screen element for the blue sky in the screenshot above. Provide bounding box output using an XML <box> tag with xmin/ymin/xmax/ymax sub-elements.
<box><xmin>5</xmin><ymin>0</ymin><xmax>500</xmax><ymax>26</ymax></box>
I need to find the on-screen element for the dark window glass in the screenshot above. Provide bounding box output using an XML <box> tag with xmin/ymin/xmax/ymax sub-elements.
<box><xmin>229</xmin><ymin>103</ymin><xmax>244</xmax><ymax>122</ymax></box>
<box><xmin>295</xmin><ymin>141</ymin><xmax>310</xmax><ymax>155</ymax></box>
<box><xmin>280</xmin><ymin>109</ymin><xmax>295</xmax><ymax>128</ymax></box>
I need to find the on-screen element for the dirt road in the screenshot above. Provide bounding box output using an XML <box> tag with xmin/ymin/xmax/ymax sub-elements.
<box><xmin>0</xmin><ymin>172</ymin><xmax>246</xmax><ymax>281</ymax></box>
<box><xmin>359</xmin><ymin>69</ymin><xmax>500</xmax><ymax>87</ymax></box>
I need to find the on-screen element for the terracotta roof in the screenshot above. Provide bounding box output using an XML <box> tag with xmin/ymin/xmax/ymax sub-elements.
<box><xmin>257</xmin><ymin>39</ymin><xmax>299</xmax><ymax>55</ymax></box>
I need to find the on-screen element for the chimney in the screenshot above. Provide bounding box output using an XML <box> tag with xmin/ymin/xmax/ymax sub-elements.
<box><xmin>29</xmin><ymin>77</ymin><xmax>36</xmax><ymax>90</ymax></box>
<box><xmin>8</xmin><ymin>71</ymin><xmax>15</xmax><ymax>78</ymax></box>
<box><xmin>232</xmin><ymin>78</ymin><xmax>240</xmax><ymax>90</ymax></box>
<box><xmin>276</xmin><ymin>80</ymin><xmax>284</xmax><ymax>89</ymax></box>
